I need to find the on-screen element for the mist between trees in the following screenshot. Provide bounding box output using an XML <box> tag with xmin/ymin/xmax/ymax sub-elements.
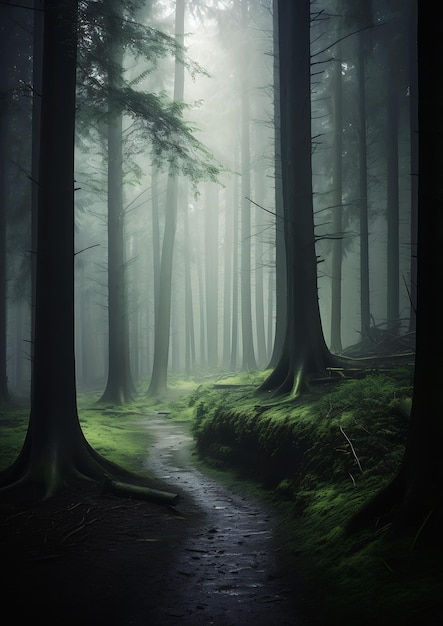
<box><xmin>0</xmin><ymin>0</ymin><xmax>415</xmax><ymax>401</ymax></box>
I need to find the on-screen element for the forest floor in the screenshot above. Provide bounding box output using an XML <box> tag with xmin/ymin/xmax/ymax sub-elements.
<box><xmin>2</xmin><ymin>360</ymin><xmax>443</xmax><ymax>626</ymax></box>
<box><xmin>0</xmin><ymin>408</ymin><xmax>304</xmax><ymax>626</ymax></box>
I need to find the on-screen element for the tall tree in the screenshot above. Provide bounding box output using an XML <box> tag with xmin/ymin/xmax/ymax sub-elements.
<box><xmin>0</xmin><ymin>0</ymin><xmax>137</xmax><ymax>500</ymax></box>
<box><xmin>260</xmin><ymin>0</ymin><xmax>337</xmax><ymax>396</ymax></box>
<box><xmin>329</xmin><ymin>42</ymin><xmax>344</xmax><ymax>355</ymax></box>
<box><xmin>239</xmin><ymin>0</ymin><xmax>257</xmax><ymax>371</ymax></box>
<box><xmin>148</xmin><ymin>0</ymin><xmax>185</xmax><ymax>396</ymax></box>
<box><xmin>205</xmin><ymin>182</ymin><xmax>219</xmax><ymax>369</ymax></box>
<box><xmin>349</xmin><ymin>0</ymin><xmax>372</xmax><ymax>345</ymax></box>
<box><xmin>267</xmin><ymin>0</ymin><xmax>286</xmax><ymax>369</ymax></box>
<box><xmin>99</xmin><ymin>0</ymin><xmax>136</xmax><ymax>404</ymax></box>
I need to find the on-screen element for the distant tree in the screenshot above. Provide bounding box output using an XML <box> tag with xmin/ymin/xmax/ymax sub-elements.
<box><xmin>182</xmin><ymin>181</ymin><xmax>196</xmax><ymax>377</ymax></box>
<box><xmin>204</xmin><ymin>182</ymin><xmax>219</xmax><ymax>369</ymax></box>
<box><xmin>147</xmin><ymin>0</ymin><xmax>185</xmax><ymax>396</ymax></box>
<box><xmin>329</xmin><ymin>41</ymin><xmax>344</xmax><ymax>355</ymax></box>
<box><xmin>239</xmin><ymin>0</ymin><xmax>257</xmax><ymax>371</ymax></box>
<box><xmin>347</xmin><ymin>1</ymin><xmax>443</xmax><ymax>539</ymax></box>
<box><xmin>346</xmin><ymin>0</ymin><xmax>372</xmax><ymax>345</ymax></box>
<box><xmin>99</xmin><ymin>0</ymin><xmax>137</xmax><ymax>404</ymax></box>
<box><xmin>267</xmin><ymin>0</ymin><xmax>286</xmax><ymax>369</ymax></box>
<box><xmin>260</xmin><ymin>0</ymin><xmax>337</xmax><ymax>396</ymax></box>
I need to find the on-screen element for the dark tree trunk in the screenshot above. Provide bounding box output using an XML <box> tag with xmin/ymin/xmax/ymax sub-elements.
<box><xmin>0</xmin><ymin>11</ymin><xmax>12</xmax><ymax>404</ymax></box>
<box><xmin>260</xmin><ymin>0</ymin><xmax>336</xmax><ymax>397</ymax></box>
<box><xmin>0</xmin><ymin>1</ymin><xmax>147</xmax><ymax>502</ymax></box>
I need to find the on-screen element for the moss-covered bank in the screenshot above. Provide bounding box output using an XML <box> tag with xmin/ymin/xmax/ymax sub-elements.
<box><xmin>189</xmin><ymin>368</ymin><xmax>443</xmax><ymax>626</ymax></box>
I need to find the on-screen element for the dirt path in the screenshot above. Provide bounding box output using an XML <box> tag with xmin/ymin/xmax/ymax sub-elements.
<box><xmin>140</xmin><ymin>413</ymin><xmax>304</xmax><ymax>626</ymax></box>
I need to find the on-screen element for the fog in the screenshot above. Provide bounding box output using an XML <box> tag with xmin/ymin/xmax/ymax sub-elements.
<box><xmin>1</xmin><ymin>0</ymin><xmax>415</xmax><ymax>397</ymax></box>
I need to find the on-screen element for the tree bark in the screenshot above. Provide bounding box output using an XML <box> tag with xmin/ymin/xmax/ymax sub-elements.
<box><xmin>260</xmin><ymin>0</ymin><xmax>336</xmax><ymax>397</ymax></box>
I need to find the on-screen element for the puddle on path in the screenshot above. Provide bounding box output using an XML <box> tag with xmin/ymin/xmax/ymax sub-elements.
<box><xmin>141</xmin><ymin>414</ymin><xmax>304</xmax><ymax>625</ymax></box>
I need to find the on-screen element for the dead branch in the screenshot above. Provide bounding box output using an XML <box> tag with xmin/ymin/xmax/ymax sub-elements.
<box><xmin>340</xmin><ymin>425</ymin><xmax>363</xmax><ymax>473</ymax></box>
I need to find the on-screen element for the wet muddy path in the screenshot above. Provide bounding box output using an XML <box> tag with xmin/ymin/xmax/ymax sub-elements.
<box><xmin>141</xmin><ymin>413</ymin><xmax>304</xmax><ymax>625</ymax></box>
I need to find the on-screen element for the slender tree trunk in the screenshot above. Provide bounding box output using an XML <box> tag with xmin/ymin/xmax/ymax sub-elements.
<box><xmin>30</xmin><ymin>0</ymin><xmax>43</xmax><ymax>386</ymax></box>
<box><xmin>222</xmin><ymin>184</ymin><xmax>233</xmax><ymax>368</ymax></box>
<box><xmin>100</xmin><ymin>10</ymin><xmax>135</xmax><ymax>404</ymax></box>
<box><xmin>197</xmin><ymin>221</ymin><xmax>206</xmax><ymax>367</ymax></box>
<box><xmin>386</xmin><ymin>66</ymin><xmax>400</xmax><ymax>333</ymax></box>
<box><xmin>240</xmin><ymin>0</ymin><xmax>256</xmax><ymax>371</ymax></box>
<box><xmin>183</xmin><ymin>184</ymin><xmax>195</xmax><ymax>377</ymax></box>
<box><xmin>205</xmin><ymin>183</ymin><xmax>219</xmax><ymax>369</ymax></box>
<box><xmin>148</xmin><ymin>0</ymin><xmax>185</xmax><ymax>395</ymax></box>
<box><xmin>356</xmin><ymin>35</ymin><xmax>371</xmax><ymax>344</ymax></box>
<box><xmin>151</xmin><ymin>165</ymin><xmax>160</xmax><ymax>332</ymax></box>
<box><xmin>230</xmin><ymin>162</ymin><xmax>240</xmax><ymax>371</ymax></box>
<box><xmin>330</xmin><ymin>49</ymin><xmax>343</xmax><ymax>355</ymax></box>
<box><xmin>254</xmin><ymin>124</ymin><xmax>268</xmax><ymax>368</ymax></box>
<box><xmin>267</xmin><ymin>0</ymin><xmax>286</xmax><ymax>369</ymax></box>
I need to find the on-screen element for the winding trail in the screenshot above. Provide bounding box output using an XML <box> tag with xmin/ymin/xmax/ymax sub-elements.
<box><xmin>141</xmin><ymin>413</ymin><xmax>304</xmax><ymax>625</ymax></box>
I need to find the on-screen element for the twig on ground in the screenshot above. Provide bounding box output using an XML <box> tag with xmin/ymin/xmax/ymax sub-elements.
<box><xmin>340</xmin><ymin>425</ymin><xmax>363</xmax><ymax>473</ymax></box>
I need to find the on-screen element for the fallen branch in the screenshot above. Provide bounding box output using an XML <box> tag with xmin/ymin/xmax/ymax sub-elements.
<box><xmin>102</xmin><ymin>479</ymin><xmax>180</xmax><ymax>506</ymax></box>
<box><xmin>340</xmin><ymin>425</ymin><xmax>363</xmax><ymax>473</ymax></box>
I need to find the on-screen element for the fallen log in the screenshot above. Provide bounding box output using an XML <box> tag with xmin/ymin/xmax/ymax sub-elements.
<box><xmin>102</xmin><ymin>478</ymin><xmax>180</xmax><ymax>506</ymax></box>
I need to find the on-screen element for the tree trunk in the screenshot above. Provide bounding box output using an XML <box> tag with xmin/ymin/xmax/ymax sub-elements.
<box><xmin>222</xmin><ymin>183</ymin><xmax>233</xmax><ymax>369</ymax></box>
<box><xmin>182</xmin><ymin>183</ymin><xmax>195</xmax><ymax>377</ymax></box>
<box><xmin>230</xmin><ymin>163</ymin><xmax>240</xmax><ymax>370</ymax></box>
<box><xmin>386</xmin><ymin>65</ymin><xmax>400</xmax><ymax>333</ymax></box>
<box><xmin>100</xmin><ymin>6</ymin><xmax>135</xmax><ymax>404</ymax></box>
<box><xmin>254</xmin><ymin>123</ymin><xmax>268</xmax><ymax>368</ymax></box>
<box><xmin>330</xmin><ymin>47</ymin><xmax>343</xmax><ymax>355</ymax></box>
<box><xmin>205</xmin><ymin>183</ymin><xmax>219</xmax><ymax>369</ymax></box>
<box><xmin>267</xmin><ymin>0</ymin><xmax>286</xmax><ymax>369</ymax></box>
<box><xmin>147</xmin><ymin>0</ymin><xmax>185</xmax><ymax>395</ymax></box>
<box><xmin>356</xmin><ymin>35</ymin><xmax>371</xmax><ymax>344</ymax></box>
<box><xmin>240</xmin><ymin>0</ymin><xmax>257</xmax><ymax>371</ymax></box>
<box><xmin>260</xmin><ymin>0</ymin><xmax>336</xmax><ymax>397</ymax></box>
